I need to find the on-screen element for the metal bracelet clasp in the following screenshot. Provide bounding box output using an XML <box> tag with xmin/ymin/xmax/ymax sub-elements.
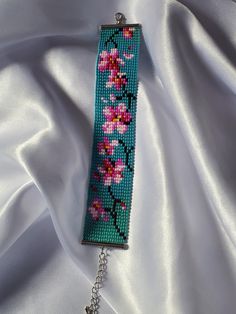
<box><xmin>115</xmin><ymin>12</ymin><xmax>126</xmax><ymax>25</ymax></box>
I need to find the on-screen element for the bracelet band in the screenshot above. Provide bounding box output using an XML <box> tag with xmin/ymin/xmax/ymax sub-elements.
<box><xmin>81</xmin><ymin>17</ymin><xmax>141</xmax><ymax>249</ymax></box>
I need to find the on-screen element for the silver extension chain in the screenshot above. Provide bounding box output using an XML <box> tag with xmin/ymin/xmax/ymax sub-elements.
<box><xmin>85</xmin><ymin>247</ymin><xmax>109</xmax><ymax>314</ymax></box>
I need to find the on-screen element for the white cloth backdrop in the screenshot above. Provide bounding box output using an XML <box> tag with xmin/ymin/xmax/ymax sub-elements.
<box><xmin>1</xmin><ymin>0</ymin><xmax>236</xmax><ymax>313</ymax></box>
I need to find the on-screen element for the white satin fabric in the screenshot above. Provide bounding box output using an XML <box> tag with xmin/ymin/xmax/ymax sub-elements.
<box><xmin>1</xmin><ymin>0</ymin><xmax>236</xmax><ymax>313</ymax></box>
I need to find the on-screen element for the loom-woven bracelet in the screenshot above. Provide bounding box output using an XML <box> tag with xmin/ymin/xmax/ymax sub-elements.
<box><xmin>81</xmin><ymin>13</ymin><xmax>141</xmax><ymax>313</ymax></box>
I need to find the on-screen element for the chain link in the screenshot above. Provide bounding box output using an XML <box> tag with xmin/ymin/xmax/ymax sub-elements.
<box><xmin>85</xmin><ymin>247</ymin><xmax>109</xmax><ymax>314</ymax></box>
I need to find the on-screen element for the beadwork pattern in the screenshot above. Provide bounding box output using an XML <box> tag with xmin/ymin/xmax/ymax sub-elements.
<box><xmin>82</xmin><ymin>25</ymin><xmax>141</xmax><ymax>247</ymax></box>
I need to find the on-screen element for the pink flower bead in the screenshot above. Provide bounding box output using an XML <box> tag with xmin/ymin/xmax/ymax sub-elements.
<box><xmin>122</xmin><ymin>27</ymin><xmax>135</xmax><ymax>39</ymax></box>
<box><xmin>110</xmin><ymin>93</ymin><xmax>116</xmax><ymax>102</ymax></box>
<box><xmin>88</xmin><ymin>198</ymin><xmax>109</xmax><ymax>221</ymax></box>
<box><xmin>98</xmin><ymin>158</ymin><xmax>125</xmax><ymax>186</ymax></box>
<box><xmin>120</xmin><ymin>202</ymin><xmax>127</xmax><ymax>210</ymax></box>
<box><xmin>102</xmin><ymin>103</ymin><xmax>132</xmax><ymax>134</ymax></box>
<box><xmin>106</xmin><ymin>71</ymin><xmax>127</xmax><ymax>90</ymax></box>
<box><xmin>97</xmin><ymin>137</ymin><xmax>118</xmax><ymax>155</ymax></box>
<box><xmin>98</xmin><ymin>48</ymin><xmax>124</xmax><ymax>72</ymax></box>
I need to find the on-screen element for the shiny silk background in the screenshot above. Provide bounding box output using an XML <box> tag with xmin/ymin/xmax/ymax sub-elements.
<box><xmin>0</xmin><ymin>0</ymin><xmax>236</xmax><ymax>313</ymax></box>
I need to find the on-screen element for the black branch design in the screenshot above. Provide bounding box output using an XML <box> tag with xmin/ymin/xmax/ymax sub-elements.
<box><xmin>118</xmin><ymin>140</ymin><xmax>134</xmax><ymax>172</ymax></box>
<box><xmin>116</xmin><ymin>85</ymin><xmax>137</xmax><ymax>110</ymax></box>
<box><xmin>104</xmin><ymin>29</ymin><xmax>121</xmax><ymax>48</ymax></box>
<box><xmin>105</xmin><ymin>186</ymin><xmax>127</xmax><ymax>240</ymax></box>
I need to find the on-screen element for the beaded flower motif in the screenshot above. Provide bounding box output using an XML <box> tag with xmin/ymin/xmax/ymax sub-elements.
<box><xmin>97</xmin><ymin>137</ymin><xmax>118</xmax><ymax>155</ymax></box>
<box><xmin>102</xmin><ymin>104</ymin><xmax>132</xmax><ymax>134</ymax></box>
<box><xmin>98</xmin><ymin>48</ymin><xmax>124</xmax><ymax>72</ymax></box>
<box><xmin>88</xmin><ymin>198</ymin><xmax>109</xmax><ymax>222</ymax></box>
<box><xmin>97</xmin><ymin>158</ymin><xmax>125</xmax><ymax>186</ymax></box>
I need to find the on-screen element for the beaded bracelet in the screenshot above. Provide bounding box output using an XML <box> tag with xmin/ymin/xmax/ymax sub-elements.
<box><xmin>81</xmin><ymin>13</ymin><xmax>141</xmax><ymax>313</ymax></box>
